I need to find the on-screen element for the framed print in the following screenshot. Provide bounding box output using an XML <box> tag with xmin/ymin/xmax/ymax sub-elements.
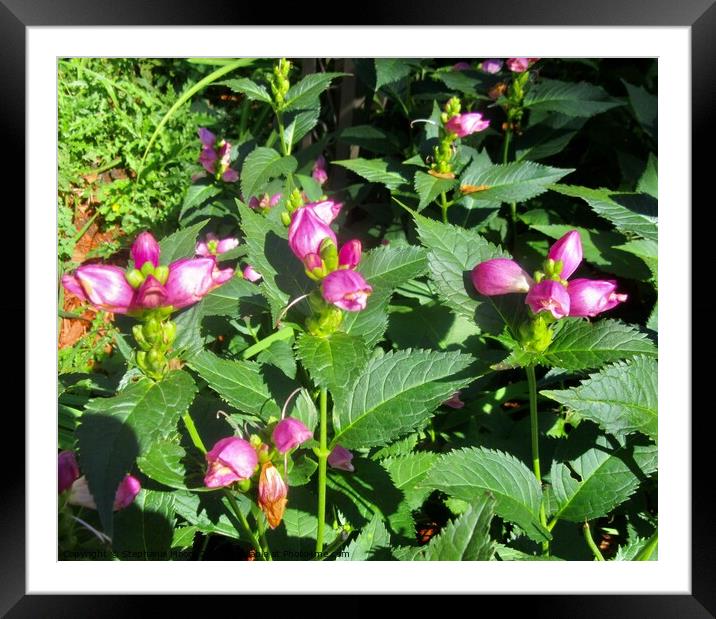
<box><xmin>6</xmin><ymin>0</ymin><xmax>713</xmax><ymax>613</ymax></box>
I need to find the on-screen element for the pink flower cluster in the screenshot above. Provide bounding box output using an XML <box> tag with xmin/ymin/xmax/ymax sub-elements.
<box><xmin>472</xmin><ymin>230</ymin><xmax>627</xmax><ymax>319</ymax></box>
<box><xmin>445</xmin><ymin>112</ymin><xmax>490</xmax><ymax>138</ymax></box>
<box><xmin>62</xmin><ymin>231</ymin><xmax>234</xmax><ymax>315</ymax></box>
<box><xmin>287</xmin><ymin>200</ymin><xmax>373</xmax><ymax>312</ymax></box>
<box><xmin>198</xmin><ymin>128</ymin><xmax>238</xmax><ymax>182</ymax></box>
<box><xmin>506</xmin><ymin>58</ymin><xmax>540</xmax><ymax>73</ymax></box>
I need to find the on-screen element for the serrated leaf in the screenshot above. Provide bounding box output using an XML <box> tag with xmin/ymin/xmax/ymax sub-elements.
<box><xmin>332</xmin><ymin>349</ymin><xmax>474</xmax><ymax>449</ymax></box>
<box><xmin>337</xmin><ymin>125</ymin><xmax>400</xmax><ymax>155</ymax></box>
<box><xmin>137</xmin><ymin>440</ymin><xmax>209</xmax><ymax>491</ymax></box>
<box><xmin>223</xmin><ymin>77</ymin><xmax>272</xmax><ymax>103</ymax></box>
<box><xmin>550</xmin><ymin>425</ymin><xmax>658</xmax><ymax>522</ymax></box>
<box><xmin>375</xmin><ymin>59</ymin><xmax>413</xmax><ymax>90</ymax></box>
<box><xmin>414</xmin><ymin>212</ymin><xmax>511</xmax><ymax>333</ymax></box>
<box><xmin>173</xmin><ymin>490</ymin><xmax>246</xmax><ymax>541</ymax></box>
<box><xmin>495</xmin><ymin>545</ymin><xmax>564</xmax><ymax>561</ymax></box>
<box><xmin>382</xmin><ymin>452</ymin><xmax>438</xmax><ymax>508</ymax></box>
<box><xmin>647</xmin><ymin>302</ymin><xmax>658</xmax><ymax>332</ymax></box>
<box><xmin>77</xmin><ymin>371</ymin><xmax>197</xmax><ymax>536</ymax></box>
<box><xmin>623</xmin><ymin>80</ymin><xmax>657</xmax><ymax>139</ymax></box>
<box><xmin>283</xmin><ymin>107</ymin><xmax>320</xmax><ymax>146</ymax></box>
<box><xmin>614</xmin><ymin>534</ymin><xmax>658</xmax><ymax>561</ymax></box>
<box><xmin>543</xmin><ymin>356</ymin><xmax>657</xmax><ymax>442</ymax></box>
<box><xmin>112</xmin><ymin>489</ymin><xmax>176</xmax><ymax>560</ymax></box>
<box><xmin>615</xmin><ymin>238</ymin><xmax>658</xmax><ymax>280</ymax></box>
<box><xmin>421</xmin><ymin>447</ymin><xmax>550</xmax><ymax>543</ymax></box>
<box><xmin>188</xmin><ymin>350</ymin><xmax>281</xmax><ymax>421</ymax></box>
<box><xmin>333</xmin><ymin>158</ymin><xmax>410</xmax><ymax>190</ymax></box>
<box><xmin>284</xmin><ymin>72</ymin><xmax>346</xmax><ymax>112</ymax></box>
<box><xmin>336</xmin><ymin>515</ymin><xmax>392</xmax><ymax>560</ymax></box>
<box><xmin>179</xmin><ymin>184</ymin><xmax>222</xmax><ymax>221</ymax></box>
<box><xmin>414</xmin><ymin>171</ymin><xmax>457</xmax><ymax>210</ymax></box>
<box><xmin>523</xmin><ymin>79</ymin><xmax>622</xmax><ymax>117</ymax></box>
<box><xmin>296</xmin><ymin>332</ymin><xmax>369</xmax><ymax>397</ymax></box>
<box><xmin>257</xmin><ymin>338</ymin><xmax>297</xmax><ymax>379</ymax></box>
<box><xmin>550</xmin><ymin>184</ymin><xmax>657</xmax><ymax>241</ymax></box>
<box><xmin>458</xmin><ymin>161</ymin><xmax>574</xmax><ymax>204</ymax></box>
<box><xmin>171</xmin><ymin>525</ymin><xmax>199</xmax><ymax>550</ymax></box>
<box><xmin>201</xmin><ymin>276</ymin><xmax>265</xmax><ymax>317</ymax></box>
<box><xmin>158</xmin><ymin>220</ymin><xmax>209</xmax><ymax>265</ymax></box>
<box><xmin>240</xmin><ymin>147</ymin><xmax>297</xmax><ymax>200</ymax></box>
<box><xmin>637</xmin><ymin>154</ymin><xmax>657</xmax><ymax>198</ymax></box>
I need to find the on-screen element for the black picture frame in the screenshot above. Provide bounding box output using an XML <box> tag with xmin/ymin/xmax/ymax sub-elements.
<box><xmin>7</xmin><ymin>0</ymin><xmax>712</xmax><ymax>613</ymax></box>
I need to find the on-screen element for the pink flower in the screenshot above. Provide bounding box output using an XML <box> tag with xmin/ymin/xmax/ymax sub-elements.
<box><xmin>204</xmin><ymin>437</ymin><xmax>258</xmax><ymax>488</ymax></box>
<box><xmin>197</xmin><ymin>128</ymin><xmax>237</xmax><ymax>182</ymax></box>
<box><xmin>547</xmin><ymin>230</ymin><xmax>583</xmax><ymax>279</ymax></box>
<box><xmin>327</xmin><ymin>445</ymin><xmax>354</xmax><ymax>472</ymax></box>
<box><xmin>321</xmin><ymin>270</ymin><xmax>373</xmax><ymax>312</ymax></box>
<box><xmin>272</xmin><ymin>418</ymin><xmax>313</xmax><ymax>453</ymax></box>
<box><xmin>198</xmin><ymin>127</ymin><xmax>216</xmax><ymax>148</ymax></box>
<box><xmin>312</xmin><ymin>155</ymin><xmax>329</xmax><ymax>185</ymax></box>
<box><xmin>58</xmin><ymin>451</ymin><xmax>80</xmax><ymax>493</ymax></box>
<box><xmin>506</xmin><ymin>58</ymin><xmax>539</xmax><ymax>73</ymax></box>
<box><xmin>526</xmin><ymin>280</ymin><xmax>571</xmax><ymax>319</ymax></box>
<box><xmin>338</xmin><ymin>239</ymin><xmax>362</xmax><ymax>269</ymax></box>
<box><xmin>68</xmin><ymin>474</ymin><xmax>141</xmax><ymax>511</ymax></box>
<box><xmin>288</xmin><ymin>205</ymin><xmax>337</xmax><ymax>261</ymax></box>
<box><xmin>163</xmin><ymin>257</ymin><xmax>233</xmax><ymax>310</ymax></box>
<box><xmin>445</xmin><ymin>112</ymin><xmax>490</xmax><ymax>137</ymax></box>
<box><xmin>452</xmin><ymin>62</ymin><xmax>472</xmax><ymax>71</ymax></box>
<box><xmin>472</xmin><ymin>258</ymin><xmax>533</xmax><ymax>296</ymax></box>
<box><xmin>566</xmin><ymin>279</ymin><xmax>628</xmax><ymax>317</ymax></box>
<box><xmin>307</xmin><ymin>200</ymin><xmax>342</xmax><ymax>225</ymax></box>
<box><xmin>131</xmin><ymin>232</ymin><xmax>160</xmax><ymax>270</ymax></box>
<box><xmin>61</xmin><ymin>264</ymin><xmax>135</xmax><ymax>314</ymax></box>
<box><xmin>195</xmin><ymin>233</ymin><xmax>239</xmax><ymax>257</ymax></box>
<box><xmin>242</xmin><ymin>265</ymin><xmax>262</xmax><ymax>282</ymax></box>
<box><xmin>258</xmin><ymin>462</ymin><xmax>288</xmax><ymax>529</ymax></box>
<box><xmin>443</xmin><ymin>392</ymin><xmax>465</xmax><ymax>409</ymax></box>
<box><xmin>248</xmin><ymin>193</ymin><xmax>282</xmax><ymax>210</ymax></box>
<box><xmin>481</xmin><ymin>59</ymin><xmax>503</xmax><ymax>74</ymax></box>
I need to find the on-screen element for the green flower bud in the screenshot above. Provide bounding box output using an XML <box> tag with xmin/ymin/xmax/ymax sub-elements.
<box><xmin>519</xmin><ymin>315</ymin><xmax>554</xmax><ymax>354</ymax></box>
<box><xmin>125</xmin><ymin>268</ymin><xmax>145</xmax><ymax>289</ymax></box>
<box><xmin>162</xmin><ymin>321</ymin><xmax>177</xmax><ymax>345</ymax></box>
<box><xmin>154</xmin><ymin>265</ymin><xmax>169</xmax><ymax>285</ymax></box>
<box><xmin>140</xmin><ymin>261</ymin><xmax>155</xmax><ymax>277</ymax></box>
<box><xmin>281</xmin><ymin>211</ymin><xmax>292</xmax><ymax>226</ymax></box>
<box><xmin>237</xmin><ymin>478</ymin><xmax>252</xmax><ymax>493</ymax></box>
<box><xmin>319</xmin><ymin>237</ymin><xmax>339</xmax><ymax>272</ymax></box>
<box><xmin>132</xmin><ymin>324</ymin><xmax>152</xmax><ymax>351</ymax></box>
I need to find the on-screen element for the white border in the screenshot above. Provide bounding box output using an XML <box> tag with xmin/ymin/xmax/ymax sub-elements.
<box><xmin>28</xmin><ymin>26</ymin><xmax>690</xmax><ymax>593</ymax></box>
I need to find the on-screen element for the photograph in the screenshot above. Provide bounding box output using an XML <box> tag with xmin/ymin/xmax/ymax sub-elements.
<box><xmin>56</xmin><ymin>56</ymin><xmax>659</xmax><ymax>563</ymax></box>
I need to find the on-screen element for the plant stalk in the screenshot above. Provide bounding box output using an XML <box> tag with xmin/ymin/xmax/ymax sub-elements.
<box><xmin>315</xmin><ymin>388</ymin><xmax>329</xmax><ymax>555</ymax></box>
<box><xmin>527</xmin><ymin>365</ymin><xmax>549</xmax><ymax>554</ymax></box>
<box><xmin>583</xmin><ymin>521</ymin><xmax>605</xmax><ymax>561</ymax></box>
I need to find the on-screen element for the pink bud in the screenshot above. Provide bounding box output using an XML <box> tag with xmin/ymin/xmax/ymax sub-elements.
<box><xmin>481</xmin><ymin>59</ymin><xmax>503</xmax><ymax>74</ymax></box>
<box><xmin>452</xmin><ymin>62</ymin><xmax>472</xmax><ymax>71</ymax></box>
<box><xmin>272</xmin><ymin>418</ymin><xmax>313</xmax><ymax>454</ymax></box>
<box><xmin>547</xmin><ymin>230</ymin><xmax>583</xmax><ymax>279</ymax></box>
<box><xmin>62</xmin><ymin>264</ymin><xmax>135</xmax><ymax>314</ymax></box>
<box><xmin>288</xmin><ymin>206</ymin><xmax>337</xmax><ymax>261</ymax></box>
<box><xmin>217</xmin><ymin>141</ymin><xmax>232</xmax><ymax>169</ymax></box>
<box><xmin>199</xmin><ymin>147</ymin><xmax>218</xmax><ymax>174</ymax></box>
<box><xmin>327</xmin><ymin>445</ymin><xmax>354</xmax><ymax>472</ymax></box>
<box><xmin>58</xmin><ymin>451</ymin><xmax>80</xmax><ymax>493</ymax></box>
<box><xmin>506</xmin><ymin>58</ymin><xmax>538</xmax><ymax>73</ymax></box>
<box><xmin>445</xmin><ymin>112</ymin><xmax>490</xmax><ymax>138</ymax></box>
<box><xmin>270</xmin><ymin>193</ymin><xmax>282</xmax><ymax>207</ymax></box>
<box><xmin>258</xmin><ymin>462</ymin><xmax>288</xmax><ymax>529</ymax></box>
<box><xmin>443</xmin><ymin>392</ymin><xmax>465</xmax><ymax>409</ymax></box>
<box><xmin>312</xmin><ymin>155</ymin><xmax>329</xmax><ymax>185</ymax></box>
<box><xmin>307</xmin><ymin>200</ymin><xmax>342</xmax><ymax>224</ymax></box>
<box><xmin>130</xmin><ymin>232</ymin><xmax>161</xmax><ymax>269</ymax></box>
<box><xmin>471</xmin><ymin>259</ymin><xmax>533</xmax><ymax>296</ymax></box>
<box><xmin>567</xmin><ymin>278</ymin><xmax>628</xmax><ymax>317</ymax></box>
<box><xmin>204</xmin><ymin>437</ymin><xmax>258</xmax><ymax>488</ymax></box>
<box><xmin>198</xmin><ymin>127</ymin><xmax>216</xmax><ymax>147</ymax></box>
<box><xmin>196</xmin><ymin>233</ymin><xmax>239</xmax><ymax>257</ymax></box>
<box><xmin>322</xmin><ymin>269</ymin><xmax>373</xmax><ymax>312</ymax></box>
<box><xmin>222</xmin><ymin>168</ymin><xmax>239</xmax><ymax>183</ymax></box>
<box><xmin>303</xmin><ymin>252</ymin><xmax>324</xmax><ymax>272</ymax></box>
<box><xmin>113</xmin><ymin>475</ymin><xmax>141</xmax><ymax>511</ymax></box>
<box><xmin>133</xmin><ymin>274</ymin><xmax>168</xmax><ymax>310</ymax></box>
<box><xmin>248</xmin><ymin>196</ymin><xmax>260</xmax><ymax>209</ymax></box>
<box><xmin>526</xmin><ymin>280</ymin><xmax>570</xmax><ymax>319</ymax></box>
<box><xmin>242</xmin><ymin>265</ymin><xmax>262</xmax><ymax>282</ymax></box>
<box><xmin>164</xmin><ymin>257</ymin><xmax>233</xmax><ymax>310</ymax></box>
<box><xmin>338</xmin><ymin>239</ymin><xmax>362</xmax><ymax>269</ymax></box>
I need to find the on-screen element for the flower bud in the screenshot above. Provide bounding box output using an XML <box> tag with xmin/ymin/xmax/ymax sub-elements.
<box><xmin>125</xmin><ymin>268</ymin><xmax>145</xmax><ymax>289</ymax></box>
<box><xmin>506</xmin><ymin>58</ymin><xmax>539</xmax><ymax>73</ymax></box>
<box><xmin>321</xmin><ymin>270</ymin><xmax>373</xmax><ymax>312</ymax></box>
<box><xmin>272</xmin><ymin>418</ymin><xmax>313</xmax><ymax>453</ymax></box>
<box><xmin>308</xmin><ymin>200</ymin><xmax>342</xmax><ymax>225</ymax></box>
<box><xmin>445</xmin><ymin>112</ymin><xmax>490</xmax><ymax>138</ymax></box>
<box><xmin>258</xmin><ymin>462</ymin><xmax>288</xmax><ymax>529</ymax></box>
<box><xmin>327</xmin><ymin>445</ymin><xmax>354</xmax><ymax>472</ymax></box>
<box><xmin>113</xmin><ymin>475</ymin><xmax>141</xmax><ymax>511</ymax></box>
<box><xmin>471</xmin><ymin>259</ymin><xmax>533</xmax><ymax>296</ymax></box>
<box><xmin>242</xmin><ymin>265</ymin><xmax>262</xmax><ymax>282</ymax></box>
<box><xmin>288</xmin><ymin>206</ymin><xmax>337</xmax><ymax>261</ymax></box>
<box><xmin>204</xmin><ymin>437</ymin><xmax>259</xmax><ymax>488</ymax></box>
<box><xmin>567</xmin><ymin>279</ymin><xmax>628</xmax><ymax>317</ymax></box>
<box><xmin>338</xmin><ymin>239</ymin><xmax>362</xmax><ymax>269</ymax></box>
<box><xmin>58</xmin><ymin>451</ymin><xmax>80</xmax><ymax>493</ymax></box>
<box><xmin>319</xmin><ymin>237</ymin><xmax>339</xmax><ymax>272</ymax></box>
<box><xmin>525</xmin><ymin>280</ymin><xmax>570</xmax><ymax>319</ymax></box>
<box><xmin>443</xmin><ymin>392</ymin><xmax>465</xmax><ymax>409</ymax></box>
<box><xmin>481</xmin><ymin>59</ymin><xmax>503</xmax><ymax>74</ymax></box>
<box><xmin>547</xmin><ymin>230</ymin><xmax>583</xmax><ymax>279</ymax></box>
<box><xmin>312</xmin><ymin>155</ymin><xmax>329</xmax><ymax>186</ymax></box>
<box><xmin>62</xmin><ymin>264</ymin><xmax>135</xmax><ymax>314</ymax></box>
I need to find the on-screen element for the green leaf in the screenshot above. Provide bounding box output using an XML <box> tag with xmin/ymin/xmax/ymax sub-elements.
<box><xmin>137</xmin><ymin>440</ymin><xmax>210</xmax><ymax>491</ymax></box>
<box><xmin>171</xmin><ymin>525</ymin><xmax>199</xmax><ymax>550</ymax></box>
<box><xmin>336</xmin><ymin>515</ymin><xmax>392</xmax><ymax>560</ymax></box>
<box><xmin>337</xmin><ymin>125</ymin><xmax>400</xmax><ymax>155</ymax></box>
<box><xmin>647</xmin><ymin>302</ymin><xmax>658</xmax><ymax>332</ymax></box>
<box><xmin>550</xmin><ymin>184</ymin><xmax>657</xmax><ymax>241</ymax></box>
<box><xmin>614</xmin><ymin>534</ymin><xmax>658</xmax><ymax>561</ymax></box>
<box><xmin>173</xmin><ymin>490</ymin><xmax>246</xmax><ymax>541</ymax></box>
<box><xmin>414</xmin><ymin>212</ymin><xmax>511</xmax><ymax>333</ymax></box>
<box><xmin>112</xmin><ymin>489</ymin><xmax>176</xmax><ymax>560</ymax></box>
<box><xmin>77</xmin><ymin>371</ymin><xmax>197</xmax><ymax>536</ymax></box>
<box><xmin>623</xmin><ymin>80</ymin><xmax>657</xmax><ymax>139</ymax></box>
<box><xmin>201</xmin><ymin>276</ymin><xmax>265</xmax><ymax>317</ymax></box>
<box><xmin>495</xmin><ymin>545</ymin><xmax>564</xmax><ymax>561</ymax></box>
<box><xmin>283</xmin><ymin>107</ymin><xmax>320</xmax><ymax>146</ymax></box>
<box><xmin>420</xmin><ymin>447</ymin><xmax>550</xmax><ymax>543</ymax></box>
<box><xmin>418</xmin><ymin>496</ymin><xmax>496</xmax><ymax>561</ymax></box>
<box><xmin>188</xmin><ymin>350</ymin><xmax>281</xmax><ymax>421</ymax></box>
<box><xmin>223</xmin><ymin>77</ymin><xmax>272</xmax><ymax>103</ymax></box>
<box><xmin>615</xmin><ymin>238</ymin><xmax>658</xmax><ymax>280</ymax></box>
<box><xmin>550</xmin><ymin>425</ymin><xmax>658</xmax><ymax>522</ymax></box>
<box><xmin>542</xmin><ymin>356</ymin><xmax>657</xmax><ymax>443</ymax></box>
<box><xmin>333</xmin><ymin>158</ymin><xmax>410</xmax><ymax>190</ymax></box>
<box><xmin>332</xmin><ymin>349</ymin><xmax>474</xmax><ymax>449</ymax></box>
<box><xmin>382</xmin><ymin>452</ymin><xmax>438</xmax><ymax>509</ymax></box>
<box><xmin>637</xmin><ymin>154</ymin><xmax>658</xmax><ymax>198</ymax></box>
<box><xmin>257</xmin><ymin>338</ymin><xmax>297</xmax><ymax>379</ymax></box>
<box><xmin>158</xmin><ymin>220</ymin><xmax>209</xmax><ymax>265</ymax></box>
<box><xmin>284</xmin><ymin>72</ymin><xmax>346</xmax><ymax>112</ymax></box>
<box><xmin>374</xmin><ymin>59</ymin><xmax>413</xmax><ymax>90</ymax></box>
<box><xmin>240</xmin><ymin>147</ymin><xmax>297</xmax><ymax>201</ymax></box>
<box><xmin>523</xmin><ymin>78</ymin><xmax>622</xmax><ymax>117</ymax></box>
<box><xmin>414</xmin><ymin>171</ymin><xmax>457</xmax><ymax>210</ymax></box>
<box><xmin>296</xmin><ymin>332</ymin><xmax>369</xmax><ymax>398</ymax></box>
<box><xmin>458</xmin><ymin>160</ymin><xmax>574</xmax><ymax>204</ymax></box>
<box><xmin>179</xmin><ymin>184</ymin><xmax>222</xmax><ymax>221</ymax></box>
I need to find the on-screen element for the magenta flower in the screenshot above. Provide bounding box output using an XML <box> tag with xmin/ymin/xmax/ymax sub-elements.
<box><xmin>443</xmin><ymin>392</ymin><xmax>465</xmax><ymax>409</ymax></box>
<box><xmin>288</xmin><ymin>205</ymin><xmax>337</xmax><ymax>261</ymax></box>
<box><xmin>481</xmin><ymin>59</ymin><xmax>503</xmax><ymax>74</ymax></box>
<box><xmin>566</xmin><ymin>279</ymin><xmax>628</xmax><ymax>317</ymax></box>
<box><xmin>452</xmin><ymin>62</ymin><xmax>472</xmax><ymax>71</ymax></box>
<box><xmin>195</xmin><ymin>233</ymin><xmax>239</xmax><ymax>257</ymax></box>
<box><xmin>472</xmin><ymin>258</ymin><xmax>533</xmax><ymax>296</ymax></box>
<box><xmin>338</xmin><ymin>239</ymin><xmax>362</xmax><ymax>269</ymax></box>
<box><xmin>131</xmin><ymin>231</ymin><xmax>161</xmax><ymax>270</ymax></box>
<box><xmin>258</xmin><ymin>461</ymin><xmax>288</xmax><ymax>529</ymax></box>
<box><xmin>506</xmin><ymin>58</ymin><xmax>539</xmax><ymax>73</ymax></box>
<box><xmin>204</xmin><ymin>437</ymin><xmax>258</xmax><ymax>488</ymax></box>
<box><xmin>61</xmin><ymin>265</ymin><xmax>135</xmax><ymax>314</ymax></box>
<box><xmin>164</xmin><ymin>257</ymin><xmax>233</xmax><ymax>310</ymax></box>
<box><xmin>321</xmin><ymin>269</ymin><xmax>373</xmax><ymax>312</ymax></box>
<box><xmin>197</xmin><ymin>127</ymin><xmax>238</xmax><ymax>182</ymax></box>
<box><xmin>445</xmin><ymin>112</ymin><xmax>490</xmax><ymax>137</ymax></box>
<box><xmin>272</xmin><ymin>418</ymin><xmax>313</xmax><ymax>453</ymax></box>
<box><xmin>242</xmin><ymin>265</ymin><xmax>262</xmax><ymax>282</ymax></box>
<box><xmin>248</xmin><ymin>193</ymin><xmax>282</xmax><ymax>210</ymax></box>
<box><xmin>67</xmin><ymin>474</ymin><xmax>141</xmax><ymax>512</ymax></box>
<box><xmin>312</xmin><ymin>155</ymin><xmax>329</xmax><ymax>186</ymax></box>
<box><xmin>526</xmin><ymin>280</ymin><xmax>571</xmax><ymax>319</ymax></box>
<box><xmin>58</xmin><ymin>451</ymin><xmax>80</xmax><ymax>494</ymax></box>
<box><xmin>547</xmin><ymin>230</ymin><xmax>582</xmax><ymax>279</ymax></box>
<box><xmin>308</xmin><ymin>199</ymin><xmax>342</xmax><ymax>225</ymax></box>
<box><xmin>327</xmin><ymin>445</ymin><xmax>354</xmax><ymax>472</ymax></box>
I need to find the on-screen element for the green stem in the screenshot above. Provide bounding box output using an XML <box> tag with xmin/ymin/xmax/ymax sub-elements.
<box><xmin>583</xmin><ymin>521</ymin><xmax>605</xmax><ymax>561</ymax></box>
<box><xmin>198</xmin><ymin>533</ymin><xmax>210</xmax><ymax>560</ymax></box>
<box><xmin>502</xmin><ymin>125</ymin><xmax>518</xmax><ymax>247</ymax></box>
<box><xmin>440</xmin><ymin>192</ymin><xmax>449</xmax><ymax>223</ymax></box>
<box><xmin>182</xmin><ymin>412</ymin><xmax>207</xmax><ymax>454</ymax></box>
<box><xmin>241</xmin><ymin>325</ymin><xmax>294</xmax><ymax>359</ymax></box>
<box><xmin>276</xmin><ymin>111</ymin><xmax>290</xmax><ymax>156</ymax></box>
<box><xmin>502</xmin><ymin>127</ymin><xmax>512</xmax><ymax>164</ymax></box>
<box><xmin>256</xmin><ymin>513</ymin><xmax>273</xmax><ymax>561</ymax></box>
<box><xmin>224</xmin><ymin>490</ymin><xmax>264</xmax><ymax>559</ymax></box>
<box><xmin>315</xmin><ymin>388</ymin><xmax>329</xmax><ymax>555</ymax></box>
<box><xmin>526</xmin><ymin>365</ymin><xmax>549</xmax><ymax>554</ymax></box>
